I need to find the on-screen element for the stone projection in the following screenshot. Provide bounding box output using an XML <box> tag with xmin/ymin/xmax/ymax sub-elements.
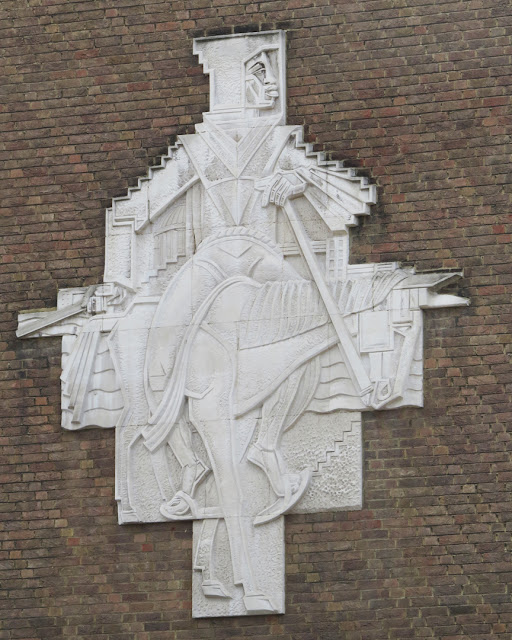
<box><xmin>17</xmin><ymin>31</ymin><xmax>468</xmax><ymax>618</ymax></box>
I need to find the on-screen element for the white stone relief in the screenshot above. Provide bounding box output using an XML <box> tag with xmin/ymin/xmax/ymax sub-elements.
<box><xmin>17</xmin><ymin>31</ymin><xmax>469</xmax><ymax>618</ymax></box>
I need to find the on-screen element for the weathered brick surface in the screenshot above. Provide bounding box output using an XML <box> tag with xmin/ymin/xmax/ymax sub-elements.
<box><xmin>1</xmin><ymin>0</ymin><xmax>511</xmax><ymax>638</ymax></box>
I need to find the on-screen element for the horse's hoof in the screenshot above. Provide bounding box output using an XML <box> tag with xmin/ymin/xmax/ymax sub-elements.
<box><xmin>160</xmin><ymin>491</ymin><xmax>197</xmax><ymax>520</ymax></box>
<box><xmin>201</xmin><ymin>579</ymin><xmax>231</xmax><ymax>599</ymax></box>
<box><xmin>253</xmin><ymin>468</ymin><xmax>311</xmax><ymax>525</ymax></box>
<box><xmin>243</xmin><ymin>592</ymin><xmax>278</xmax><ymax>614</ymax></box>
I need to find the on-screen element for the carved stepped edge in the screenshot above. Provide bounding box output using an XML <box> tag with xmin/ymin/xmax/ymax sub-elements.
<box><xmin>108</xmin><ymin>146</ymin><xmax>176</xmax><ymax>227</ymax></box>
<box><xmin>310</xmin><ymin>418</ymin><xmax>361</xmax><ymax>478</ymax></box>
<box><xmin>140</xmin><ymin>263</ymin><xmax>171</xmax><ymax>285</ymax></box>
<box><xmin>292</xmin><ymin>128</ymin><xmax>377</xmax><ymax>215</ymax></box>
<box><xmin>108</xmin><ymin>130</ymin><xmax>376</xmax><ymax>231</ymax></box>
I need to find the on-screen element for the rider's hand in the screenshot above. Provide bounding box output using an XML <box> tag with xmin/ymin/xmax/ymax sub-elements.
<box><xmin>256</xmin><ymin>171</ymin><xmax>307</xmax><ymax>207</ymax></box>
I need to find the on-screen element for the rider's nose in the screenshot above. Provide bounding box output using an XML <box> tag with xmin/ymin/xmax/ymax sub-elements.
<box><xmin>264</xmin><ymin>66</ymin><xmax>277</xmax><ymax>86</ymax></box>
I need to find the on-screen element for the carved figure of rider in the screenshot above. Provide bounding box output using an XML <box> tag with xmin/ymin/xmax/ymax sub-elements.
<box><xmin>143</xmin><ymin>35</ymin><xmax>315</xmax><ymax>524</ymax></box>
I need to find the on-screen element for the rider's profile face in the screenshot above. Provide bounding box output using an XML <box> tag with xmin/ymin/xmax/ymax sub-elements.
<box><xmin>245</xmin><ymin>51</ymin><xmax>279</xmax><ymax>109</ymax></box>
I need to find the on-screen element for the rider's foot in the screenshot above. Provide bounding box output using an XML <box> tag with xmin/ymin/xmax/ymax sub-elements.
<box><xmin>247</xmin><ymin>443</ymin><xmax>289</xmax><ymax>496</ymax></box>
<box><xmin>253</xmin><ymin>467</ymin><xmax>311</xmax><ymax>525</ymax></box>
<box><xmin>160</xmin><ymin>490</ymin><xmax>197</xmax><ymax>520</ymax></box>
<box><xmin>182</xmin><ymin>460</ymin><xmax>210</xmax><ymax>496</ymax></box>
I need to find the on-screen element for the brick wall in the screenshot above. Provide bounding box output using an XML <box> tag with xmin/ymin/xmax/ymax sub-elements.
<box><xmin>1</xmin><ymin>1</ymin><xmax>511</xmax><ymax>638</ymax></box>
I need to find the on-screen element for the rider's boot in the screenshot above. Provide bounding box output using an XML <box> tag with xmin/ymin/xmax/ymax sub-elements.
<box><xmin>247</xmin><ymin>443</ymin><xmax>311</xmax><ymax>525</ymax></box>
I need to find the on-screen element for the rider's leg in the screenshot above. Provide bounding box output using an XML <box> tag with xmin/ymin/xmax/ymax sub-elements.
<box><xmin>249</xmin><ymin>366</ymin><xmax>305</xmax><ymax>496</ymax></box>
<box><xmin>247</xmin><ymin>363</ymin><xmax>314</xmax><ymax>525</ymax></box>
<box><xmin>160</xmin><ymin>416</ymin><xmax>211</xmax><ymax>519</ymax></box>
<box><xmin>169</xmin><ymin>417</ymin><xmax>209</xmax><ymax>495</ymax></box>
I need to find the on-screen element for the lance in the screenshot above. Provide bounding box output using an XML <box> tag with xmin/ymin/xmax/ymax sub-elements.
<box><xmin>259</xmin><ymin>172</ymin><xmax>374</xmax><ymax>401</ymax></box>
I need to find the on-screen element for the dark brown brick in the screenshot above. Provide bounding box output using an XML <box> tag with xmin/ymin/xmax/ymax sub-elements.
<box><xmin>1</xmin><ymin>1</ymin><xmax>512</xmax><ymax>639</ymax></box>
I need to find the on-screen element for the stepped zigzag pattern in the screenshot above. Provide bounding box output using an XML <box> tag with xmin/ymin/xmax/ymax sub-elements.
<box><xmin>311</xmin><ymin>420</ymin><xmax>361</xmax><ymax>477</ymax></box>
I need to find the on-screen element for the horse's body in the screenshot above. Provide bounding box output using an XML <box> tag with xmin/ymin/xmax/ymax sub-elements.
<box><xmin>140</xmin><ymin>231</ymin><xmax>337</xmax><ymax>611</ymax></box>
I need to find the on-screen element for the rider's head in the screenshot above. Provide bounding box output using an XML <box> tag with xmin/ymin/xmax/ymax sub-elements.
<box><xmin>194</xmin><ymin>31</ymin><xmax>286</xmax><ymax>125</ymax></box>
<box><xmin>244</xmin><ymin>50</ymin><xmax>279</xmax><ymax>110</ymax></box>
